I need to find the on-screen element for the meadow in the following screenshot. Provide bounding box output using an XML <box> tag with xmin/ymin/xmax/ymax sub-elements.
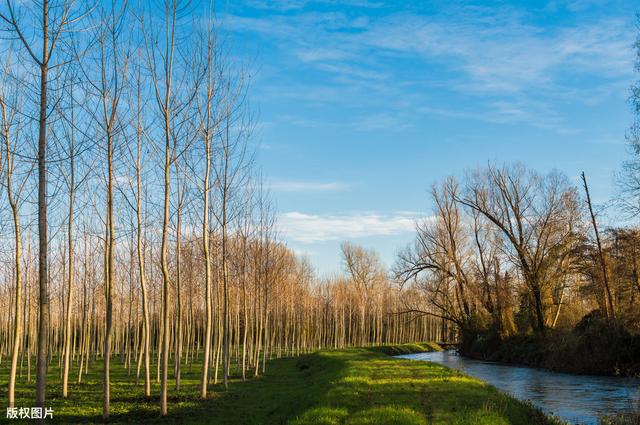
<box><xmin>1</xmin><ymin>344</ymin><xmax>555</xmax><ymax>424</ymax></box>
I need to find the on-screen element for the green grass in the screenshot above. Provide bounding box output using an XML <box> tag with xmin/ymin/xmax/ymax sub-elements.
<box><xmin>367</xmin><ymin>342</ymin><xmax>443</xmax><ymax>356</ymax></box>
<box><xmin>0</xmin><ymin>344</ymin><xmax>555</xmax><ymax>424</ymax></box>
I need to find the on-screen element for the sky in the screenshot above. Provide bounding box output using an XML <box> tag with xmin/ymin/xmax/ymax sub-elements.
<box><xmin>216</xmin><ymin>0</ymin><xmax>639</xmax><ymax>276</ymax></box>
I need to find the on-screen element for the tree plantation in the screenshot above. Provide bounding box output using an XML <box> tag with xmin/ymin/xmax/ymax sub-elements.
<box><xmin>0</xmin><ymin>1</ymin><xmax>639</xmax><ymax>424</ymax></box>
<box><xmin>0</xmin><ymin>1</ymin><xmax>440</xmax><ymax>420</ymax></box>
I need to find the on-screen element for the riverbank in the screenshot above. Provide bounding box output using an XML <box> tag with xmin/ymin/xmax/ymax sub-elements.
<box><xmin>3</xmin><ymin>343</ymin><xmax>556</xmax><ymax>424</ymax></box>
<box><xmin>403</xmin><ymin>349</ymin><xmax>640</xmax><ymax>424</ymax></box>
<box><xmin>459</xmin><ymin>316</ymin><xmax>640</xmax><ymax>377</ymax></box>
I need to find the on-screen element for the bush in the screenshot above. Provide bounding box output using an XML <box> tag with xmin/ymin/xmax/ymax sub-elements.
<box><xmin>459</xmin><ymin>311</ymin><xmax>640</xmax><ymax>376</ymax></box>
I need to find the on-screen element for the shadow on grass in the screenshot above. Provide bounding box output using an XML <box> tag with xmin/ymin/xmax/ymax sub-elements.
<box><xmin>1</xmin><ymin>345</ymin><xmax>553</xmax><ymax>425</ymax></box>
<box><xmin>287</xmin><ymin>349</ymin><xmax>554</xmax><ymax>425</ymax></box>
<box><xmin>42</xmin><ymin>352</ymin><xmax>349</xmax><ymax>425</ymax></box>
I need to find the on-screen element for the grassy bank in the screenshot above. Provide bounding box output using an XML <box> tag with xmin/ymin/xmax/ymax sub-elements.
<box><xmin>1</xmin><ymin>343</ymin><xmax>554</xmax><ymax>424</ymax></box>
<box><xmin>290</xmin><ymin>346</ymin><xmax>553</xmax><ymax>425</ymax></box>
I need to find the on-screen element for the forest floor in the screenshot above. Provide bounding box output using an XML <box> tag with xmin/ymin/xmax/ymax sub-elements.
<box><xmin>1</xmin><ymin>343</ymin><xmax>557</xmax><ymax>424</ymax></box>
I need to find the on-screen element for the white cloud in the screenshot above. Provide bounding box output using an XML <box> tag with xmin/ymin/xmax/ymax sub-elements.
<box><xmin>279</xmin><ymin>211</ymin><xmax>422</xmax><ymax>242</ymax></box>
<box><xmin>270</xmin><ymin>180</ymin><xmax>350</xmax><ymax>192</ymax></box>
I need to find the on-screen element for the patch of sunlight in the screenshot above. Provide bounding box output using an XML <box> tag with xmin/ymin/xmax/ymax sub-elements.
<box><xmin>433</xmin><ymin>376</ymin><xmax>477</xmax><ymax>384</ymax></box>
<box><xmin>345</xmin><ymin>406</ymin><xmax>427</xmax><ymax>425</ymax></box>
<box><xmin>340</xmin><ymin>376</ymin><xmax>375</xmax><ymax>385</ymax></box>
<box><xmin>451</xmin><ymin>409</ymin><xmax>510</xmax><ymax>425</ymax></box>
<box><xmin>340</xmin><ymin>374</ymin><xmax>478</xmax><ymax>388</ymax></box>
<box><xmin>340</xmin><ymin>376</ymin><xmax>431</xmax><ymax>386</ymax></box>
<box><xmin>290</xmin><ymin>407</ymin><xmax>349</xmax><ymax>425</ymax></box>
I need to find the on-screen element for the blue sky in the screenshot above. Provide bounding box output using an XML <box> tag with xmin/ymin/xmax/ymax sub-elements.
<box><xmin>218</xmin><ymin>0</ymin><xmax>638</xmax><ymax>275</ymax></box>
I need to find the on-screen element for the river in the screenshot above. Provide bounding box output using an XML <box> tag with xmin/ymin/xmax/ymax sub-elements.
<box><xmin>397</xmin><ymin>350</ymin><xmax>639</xmax><ymax>424</ymax></box>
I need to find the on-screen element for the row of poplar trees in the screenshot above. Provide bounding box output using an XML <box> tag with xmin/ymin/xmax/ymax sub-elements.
<box><xmin>0</xmin><ymin>1</ymin><xmax>439</xmax><ymax>417</ymax></box>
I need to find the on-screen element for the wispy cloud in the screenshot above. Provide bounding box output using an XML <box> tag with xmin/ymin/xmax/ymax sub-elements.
<box><xmin>418</xmin><ymin>99</ymin><xmax>579</xmax><ymax>134</ymax></box>
<box><xmin>358</xmin><ymin>11</ymin><xmax>633</xmax><ymax>94</ymax></box>
<box><xmin>270</xmin><ymin>180</ymin><xmax>351</xmax><ymax>192</ymax></box>
<box><xmin>279</xmin><ymin>211</ymin><xmax>422</xmax><ymax>242</ymax></box>
<box><xmin>225</xmin><ymin>5</ymin><xmax>633</xmax><ymax>139</ymax></box>
<box><xmin>294</xmin><ymin>48</ymin><xmax>350</xmax><ymax>63</ymax></box>
<box><xmin>550</xmin><ymin>0</ymin><xmax>610</xmax><ymax>12</ymax></box>
<box><xmin>353</xmin><ymin>113</ymin><xmax>411</xmax><ymax>131</ymax></box>
<box><xmin>224</xmin><ymin>2</ymin><xmax>635</xmax><ymax>133</ymax></box>
<box><xmin>225</xmin><ymin>5</ymin><xmax>633</xmax><ymax>92</ymax></box>
<box><xmin>273</xmin><ymin>112</ymin><xmax>409</xmax><ymax>132</ymax></box>
<box><xmin>245</xmin><ymin>0</ymin><xmax>384</xmax><ymax>11</ymax></box>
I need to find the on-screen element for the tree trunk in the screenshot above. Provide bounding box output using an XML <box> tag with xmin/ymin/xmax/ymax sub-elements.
<box><xmin>35</xmin><ymin>0</ymin><xmax>51</xmax><ymax>409</ymax></box>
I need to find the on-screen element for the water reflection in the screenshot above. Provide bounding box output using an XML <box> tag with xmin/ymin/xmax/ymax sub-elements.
<box><xmin>398</xmin><ymin>350</ymin><xmax>640</xmax><ymax>424</ymax></box>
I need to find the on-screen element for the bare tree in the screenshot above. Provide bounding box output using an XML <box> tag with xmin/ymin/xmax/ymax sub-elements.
<box><xmin>0</xmin><ymin>60</ymin><xmax>27</xmax><ymax>408</ymax></box>
<box><xmin>192</xmin><ymin>12</ymin><xmax>219</xmax><ymax>398</ymax></box>
<box><xmin>341</xmin><ymin>242</ymin><xmax>385</xmax><ymax>345</ymax></box>
<box><xmin>395</xmin><ymin>178</ymin><xmax>472</xmax><ymax>327</ymax></box>
<box><xmin>457</xmin><ymin>164</ymin><xmax>580</xmax><ymax>334</ymax></box>
<box><xmin>77</xmin><ymin>0</ymin><xmax>130</xmax><ymax>416</ymax></box>
<box><xmin>582</xmin><ymin>172</ymin><xmax>615</xmax><ymax>321</ymax></box>
<box><xmin>141</xmin><ymin>0</ymin><xmax>196</xmax><ymax>414</ymax></box>
<box><xmin>0</xmin><ymin>0</ymin><xmax>89</xmax><ymax>407</ymax></box>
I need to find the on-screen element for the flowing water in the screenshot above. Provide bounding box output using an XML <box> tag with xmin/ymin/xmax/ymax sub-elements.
<box><xmin>397</xmin><ymin>350</ymin><xmax>639</xmax><ymax>424</ymax></box>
